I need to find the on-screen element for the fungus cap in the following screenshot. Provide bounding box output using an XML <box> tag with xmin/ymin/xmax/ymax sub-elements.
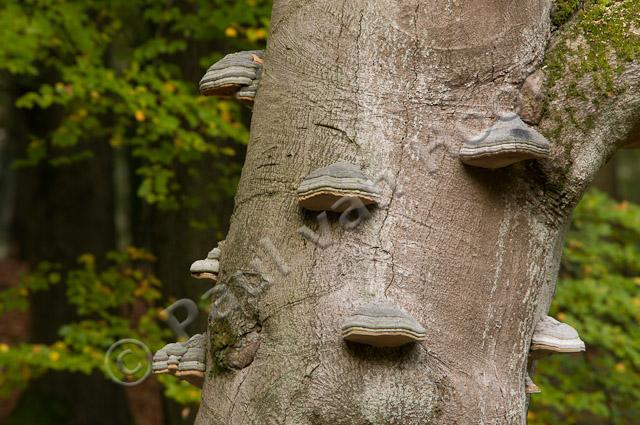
<box><xmin>165</xmin><ymin>342</ymin><xmax>188</xmax><ymax>357</ymax></box>
<box><xmin>167</xmin><ymin>355</ymin><xmax>180</xmax><ymax>373</ymax></box>
<box><xmin>175</xmin><ymin>370</ymin><xmax>205</xmax><ymax>388</ymax></box>
<box><xmin>459</xmin><ymin>113</ymin><xmax>550</xmax><ymax>169</ymax></box>
<box><xmin>199</xmin><ymin>50</ymin><xmax>264</xmax><ymax>97</ymax></box>
<box><xmin>152</xmin><ymin>349</ymin><xmax>169</xmax><ymax>374</ymax></box>
<box><xmin>297</xmin><ymin>162</ymin><xmax>381</xmax><ymax>212</ymax></box>
<box><xmin>530</xmin><ymin>316</ymin><xmax>585</xmax><ymax>353</ymax></box>
<box><xmin>190</xmin><ymin>243</ymin><xmax>224</xmax><ymax>282</ymax></box>
<box><xmin>525</xmin><ymin>375</ymin><xmax>541</xmax><ymax>394</ymax></box>
<box><xmin>341</xmin><ymin>300</ymin><xmax>426</xmax><ymax>347</ymax></box>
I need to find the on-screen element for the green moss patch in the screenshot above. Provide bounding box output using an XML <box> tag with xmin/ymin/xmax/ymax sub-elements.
<box><xmin>208</xmin><ymin>320</ymin><xmax>238</xmax><ymax>375</ymax></box>
<box><xmin>546</xmin><ymin>0</ymin><xmax>640</xmax><ymax>93</ymax></box>
<box><xmin>552</xmin><ymin>0</ymin><xmax>583</xmax><ymax>27</ymax></box>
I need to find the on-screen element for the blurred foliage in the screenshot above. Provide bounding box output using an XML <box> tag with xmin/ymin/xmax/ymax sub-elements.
<box><xmin>0</xmin><ymin>0</ymin><xmax>272</xmax><ymax>409</ymax></box>
<box><xmin>530</xmin><ymin>190</ymin><xmax>640</xmax><ymax>425</ymax></box>
<box><xmin>0</xmin><ymin>0</ymin><xmax>271</xmax><ymax>208</ymax></box>
<box><xmin>0</xmin><ymin>247</ymin><xmax>203</xmax><ymax>405</ymax></box>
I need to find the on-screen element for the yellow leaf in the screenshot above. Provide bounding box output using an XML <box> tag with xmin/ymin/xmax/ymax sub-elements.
<box><xmin>254</xmin><ymin>28</ymin><xmax>268</xmax><ymax>40</ymax></box>
<box><xmin>221</xmin><ymin>111</ymin><xmax>232</xmax><ymax>124</ymax></box>
<box><xmin>49</xmin><ymin>351</ymin><xmax>61</xmax><ymax>362</ymax></box>
<box><xmin>78</xmin><ymin>253</ymin><xmax>95</xmax><ymax>267</ymax></box>
<box><xmin>225</xmin><ymin>27</ymin><xmax>238</xmax><ymax>38</ymax></box>
<box><xmin>135</xmin><ymin>110</ymin><xmax>146</xmax><ymax>122</ymax></box>
<box><xmin>163</xmin><ymin>82</ymin><xmax>176</xmax><ymax>93</ymax></box>
<box><xmin>110</xmin><ymin>135</ymin><xmax>124</xmax><ymax>148</ymax></box>
<box><xmin>0</xmin><ymin>344</ymin><xmax>9</xmax><ymax>353</ymax></box>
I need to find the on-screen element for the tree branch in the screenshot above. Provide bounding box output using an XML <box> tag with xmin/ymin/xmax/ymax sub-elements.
<box><xmin>539</xmin><ymin>0</ymin><xmax>640</xmax><ymax>203</ymax></box>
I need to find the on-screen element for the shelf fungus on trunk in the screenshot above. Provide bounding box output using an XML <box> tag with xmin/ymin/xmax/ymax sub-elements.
<box><xmin>459</xmin><ymin>113</ymin><xmax>550</xmax><ymax>169</ymax></box>
<box><xmin>151</xmin><ymin>349</ymin><xmax>169</xmax><ymax>375</ymax></box>
<box><xmin>190</xmin><ymin>242</ymin><xmax>223</xmax><ymax>283</ymax></box>
<box><xmin>153</xmin><ymin>342</ymin><xmax>187</xmax><ymax>375</ymax></box>
<box><xmin>167</xmin><ymin>355</ymin><xmax>181</xmax><ymax>373</ymax></box>
<box><xmin>176</xmin><ymin>334</ymin><xmax>207</xmax><ymax>388</ymax></box>
<box><xmin>530</xmin><ymin>316</ymin><xmax>586</xmax><ymax>358</ymax></box>
<box><xmin>296</xmin><ymin>162</ymin><xmax>381</xmax><ymax>212</ymax></box>
<box><xmin>153</xmin><ymin>335</ymin><xmax>207</xmax><ymax>388</ymax></box>
<box><xmin>525</xmin><ymin>374</ymin><xmax>541</xmax><ymax>395</ymax></box>
<box><xmin>341</xmin><ymin>300</ymin><xmax>427</xmax><ymax>347</ymax></box>
<box><xmin>199</xmin><ymin>50</ymin><xmax>264</xmax><ymax>106</ymax></box>
<box><xmin>234</xmin><ymin>66</ymin><xmax>262</xmax><ymax>106</ymax></box>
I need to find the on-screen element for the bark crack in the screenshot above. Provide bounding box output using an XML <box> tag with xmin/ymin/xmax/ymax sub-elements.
<box><xmin>313</xmin><ymin>122</ymin><xmax>358</xmax><ymax>146</ymax></box>
<box><xmin>383</xmin><ymin>3</ymin><xmax>420</xmax><ymax>296</ymax></box>
<box><xmin>227</xmin><ymin>368</ymin><xmax>251</xmax><ymax>424</ymax></box>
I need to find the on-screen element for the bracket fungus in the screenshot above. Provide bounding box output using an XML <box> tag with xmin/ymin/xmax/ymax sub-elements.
<box><xmin>190</xmin><ymin>243</ymin><xmax>223</xmax><ymax>283</ymax></box>
<box><xmin>153</xmin><ymin>334</ymin><xmax>207</xmax><ymax>388</ymax></box>
<box><xmin>234</xmin><ymin>66</ymin><xmax>262</xmax><ymax>106</ymax></box>
<box><xmin>199</xmin><ymin>50</ymin><xmax>264</xmax><ymax>106</ymax></box>
<box><xmin>341</xmin><ymin>300</ymin><xmax>427</xmax><ymax>347</ymax></box>
<box><xmin>525</xmin><ymin>374</ymin><xmax>541</xmax><ymax>395</ymax></box>
<box><xmin>530</xmin><ymin>316</ymin><xmax>585</xmax><ymax>356</ymax></box>
<box><xmin>151</xmin><ymin>349</ymin><xmax>169</xmax><ymax>374</ymax></box>
<box><xmin>296</xmin><ymin>162</ymin><xmax>381</xmax><ymax>212</ymax></box>
<box><xmin>152</xmin><ymin>342</ymin><xmax>187</xmax><ymax>374</ymax></box>
<box><xmin>167</xmin><ymin>354</ymin><xmax>181</xmax><ymax>373</ymax></box>
<box><xmin>176</xmin><ymin>334</ymin><xmax>207</xmax><ymax>388</ymax></box>
<box><xmin>459</xmin><ymin>113</ymin><xmax>550</xmax><ymax>169</ymax></box>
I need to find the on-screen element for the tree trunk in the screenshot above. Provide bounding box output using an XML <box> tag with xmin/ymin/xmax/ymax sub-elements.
<box><xmin>196</xmin><ymin>1</ymin><xmax>640</xmax><ymax>423</ymax></box>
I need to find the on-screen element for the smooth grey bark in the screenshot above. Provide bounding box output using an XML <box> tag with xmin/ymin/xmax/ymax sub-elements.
<box><xmin>196</xmin><ymin>1</ymin><xmax>639</xmax><ymax>424</ymax></box>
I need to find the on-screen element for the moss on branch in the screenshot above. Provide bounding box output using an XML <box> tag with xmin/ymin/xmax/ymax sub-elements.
<box><xmin>551</xmin><ymin>0</ymin><xmax>583</xmax><ymax>27</ymax></box>
<box><xmin>542</xmin><ymin>0</ymin><xmax>640</xmax><ymax>141</ymax></box>
<box><xmin>546</xmin><ymin>0</ymin><xmax>640</xmax><ymax>94</ymax></box>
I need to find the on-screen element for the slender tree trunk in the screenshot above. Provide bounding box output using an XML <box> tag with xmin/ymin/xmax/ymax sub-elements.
<box><xmin>196</xmin><ymin>1</ymin><xmax>640</xmax><ymax>423</ymax></box>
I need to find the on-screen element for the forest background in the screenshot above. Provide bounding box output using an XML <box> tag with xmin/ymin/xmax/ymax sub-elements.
<box><xmin>0</xmin><ymin>1</ymin><xmax>638</xmax><ymax>424</ymax></box>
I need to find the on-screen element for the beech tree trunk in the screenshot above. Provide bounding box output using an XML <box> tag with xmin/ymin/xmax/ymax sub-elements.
<box><xmin>196</xmin><ymin>1</ymin><xmax>640</xmax><ymax>423</ymax></box>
